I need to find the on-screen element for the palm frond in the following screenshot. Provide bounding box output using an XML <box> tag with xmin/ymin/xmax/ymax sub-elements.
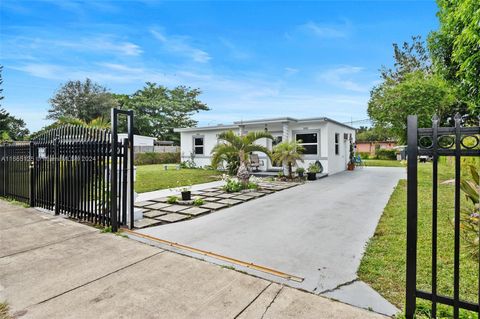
<box><xmin>244</xmin><ymin>131</ymin><xmax>273</xmax><ymax>144</ymax></box>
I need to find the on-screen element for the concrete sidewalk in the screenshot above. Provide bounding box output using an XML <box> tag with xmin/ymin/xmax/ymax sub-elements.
<box><xmin>0</xmin><ymin>200</ymin><xmax>388</xmax><ymax>319</ymax></box>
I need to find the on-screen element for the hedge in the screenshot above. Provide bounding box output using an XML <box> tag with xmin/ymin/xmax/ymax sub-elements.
<box><xmin>375</xmin><ymin>149</ymin><xmax>397</xmax><ymax>160</ymax></box>
<box><xmin>134</xmin><ymin>152</ymin><xmax>180</xmax><ymax>165</ymax></box>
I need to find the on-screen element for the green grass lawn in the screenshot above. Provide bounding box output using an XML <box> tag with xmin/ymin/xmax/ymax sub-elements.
<box><xmin>135</xmin><ymin>165</ymin><xmax>223</xmax><ymax>193</ymax></box>
<box><xmin>358</xmin><ymin>160</ymin><xmax>478</xmax><ymax>318</ymax></box>
<box><xmin>363</xmin><ymin>159</ymin><xmax>406</xmax><ymax>167</ymax></box>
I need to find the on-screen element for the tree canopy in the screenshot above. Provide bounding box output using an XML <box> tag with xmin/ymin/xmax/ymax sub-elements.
<box><xmin>48</xmin><ymin>78</ymin><xmax>118</xmax><ymax>122</ymax></box>
<box><xmin>368</xmin><ymin>71</ymin><xmax>455</xmax><ymax>143</ymax></box>
<box><xmin>116</xmin><ymin>82</ymin><xmax>209</xmax><ymax>143</ymax></box>
<box><xmin>428</xmin><ymin>0</ymin><xmax>480</xmax><ymax>115</ymax></box>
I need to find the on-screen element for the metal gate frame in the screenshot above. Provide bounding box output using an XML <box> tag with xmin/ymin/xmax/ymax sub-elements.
<box><xmin>406</xmin><ymin>114</ymin><xmax>480</xmax><ymax>318</ymax></box>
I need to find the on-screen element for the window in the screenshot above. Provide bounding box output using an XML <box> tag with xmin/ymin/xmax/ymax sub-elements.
<box><xmin>296</xmin><ymin>133</ymin><xmax>318</xmax><ymax>155</ymax></box>
<box><xmin>335</xmin><ymin>133</ymin><xmax>339</xmax><ymax>155</ymax></box>
<box><xmin>193</xmin><ymin>137</ymin><xmax>204</xmax><ymax>155</ymax></box>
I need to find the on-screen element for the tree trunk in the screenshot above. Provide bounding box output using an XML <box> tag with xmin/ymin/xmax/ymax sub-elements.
<box><xmin>237</xmin><ymin>161</ymin><xmax>250</xmax><ymax>186</ymax></box>
<box><xmin>288</xmin><ymin>162</ymin><xmax>293</xmax><ymax>179</ymax></box>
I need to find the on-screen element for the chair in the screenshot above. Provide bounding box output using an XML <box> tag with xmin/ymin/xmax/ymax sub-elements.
<box><xmin>249</xmin><ymin>154</ymin><xmax>262</xmax><ymax>171</ymax></box>
<box><xmin>354</xmin><ymin>155</ymin><xmax>365</xmax><ymax>168</ymax></box>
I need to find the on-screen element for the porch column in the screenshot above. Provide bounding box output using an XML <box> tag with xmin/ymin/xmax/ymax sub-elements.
<box><xmin>239</xmin><ymin>125</ymin><xmax>245</xmax><ymax>136</ymax></box>
<box><xmin>282</xmin><ymin>122</ymin><xmax>289</xmax><ymax>141</ymax></box>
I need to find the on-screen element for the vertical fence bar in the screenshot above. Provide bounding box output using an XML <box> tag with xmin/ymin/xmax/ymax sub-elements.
<box><xmin>453</xmin><ymin>114</ymin><xmax>461</xmax><ymax>319</ymax></box>
<box><xmin>431</xmin><ymin>115</ymin><xmax>439</xmax><ymax>318</ymax></box>
<box><xmin>54</xmin><ymin>138</ymin><xmax>60</xmax><ymax>215</ymax></box>
<box><xmin>406</xmin><ymin>115</ymin><xmax>418</xmax><ymax>319</ymax></box>
<box><xmin>122</xmin><ymin>139</ymin><xmax>128</xmax><ymax>225</ymax></box>
<box><xmin>111</xmin><ymin>109</ymin><xmax>118</xmax><ymax>232</ymax></box>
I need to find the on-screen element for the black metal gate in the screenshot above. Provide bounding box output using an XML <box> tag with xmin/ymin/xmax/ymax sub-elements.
<box><xmin>0</xmin><ymin>108</ymin><xmax>134</xmax><ymax>231</ymax></box>
<box><xmin>406</xmin><ymin>114</ymin><xmax>480</xmax><ymax>318</ymax></box>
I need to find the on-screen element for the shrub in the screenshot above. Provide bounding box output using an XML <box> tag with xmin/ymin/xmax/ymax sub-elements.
<box><xmin>223</xmin><ymin>178</ymin><xmax>243</xmax><ymax>193</ymax></box>
<box><xmin>167</xmin><ymin>195</ymin><xmax>178</xmax><ymax>204</ymax></box>
<box><xmin>193</xmin><ymin>198</ymin><xmax>204</xmax><ymax>206</ymax></box>
<box><xmin>134</xmin><ymin>152</ymin><xmax>180</xmax><ymax>165</ymax></box>
<box><xmin>307</xmin><ymin>163</ymin><xmax>320</xmax><ymax>173</ymax></box>
<box><xmin>358</xmin><ymin>152</ymin><xmax>371</xmax><ymax>159</ymax></box>
<box><xmin>375</xmin><ymin>149</ymin><xmax>397</xmax><ymax>160</ymax></box>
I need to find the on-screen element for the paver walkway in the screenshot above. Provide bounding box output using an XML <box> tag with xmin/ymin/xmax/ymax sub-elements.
<box><xmin>135</xmin><ymin>167</ymin><xmax>406</xmax><ymax>316</ymax></box>
<box><xmin>0</xmin><ymin>199</ymin><xmax>387</xmax><ymax>319</ymax></box>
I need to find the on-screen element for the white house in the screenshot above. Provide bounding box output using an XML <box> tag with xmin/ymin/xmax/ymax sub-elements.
<box><xmin>175</xmin><ymin>117</ymin><xmax>356</xmax><ymax>175</ymax></box>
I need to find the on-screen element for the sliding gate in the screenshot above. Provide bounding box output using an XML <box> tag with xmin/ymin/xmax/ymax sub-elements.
<box><xmin>0</xmin><ymin>108</ymin><xmax>134</xmax><ymax>231</ymax></box>
<box><xmin>406</xmin><ymin>114</ymin><xmax>480</xmax><ymax>318</ymax></box>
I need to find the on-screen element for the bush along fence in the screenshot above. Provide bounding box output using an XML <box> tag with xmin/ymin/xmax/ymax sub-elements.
<box><xmin>134</xmin><ymin>151</ymin><xmax>180</xmax><ymax>165</ymax></box>
<box><xmin>406</xmin><ymin>114</ymin><xmax>480</xmax><ymax>319</ymax></box>
<box><xmin>0</xmin><ymin>108</ymin><xmax>135</xmax><ymax>232</ymax></box>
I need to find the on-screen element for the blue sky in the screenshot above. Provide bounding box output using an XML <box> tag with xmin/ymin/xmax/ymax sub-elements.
<box><xmin>1</xmin><ymin>0</ymin><xmax>439</xmax><ymax>132</ymax></box>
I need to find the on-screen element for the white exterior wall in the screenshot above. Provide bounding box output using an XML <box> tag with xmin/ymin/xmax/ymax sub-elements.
<box><xmin>178</xmin><ymin>120</ymin><xmax>355</xmax><ymax>174</ymax></box>
<box><xmin>326</xmin><ymin>122</ymin><xmax>356</xmax><ymax>175</ymax></box>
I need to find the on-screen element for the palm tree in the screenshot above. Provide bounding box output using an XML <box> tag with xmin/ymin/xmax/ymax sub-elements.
<box><xmin>211</xmin><ymin>130</ymin><xmax>273</xmax><ymax>185</ymax></box>
<box><xmin>271</xmin><ymin>140</ymin><xmax>305</xmax><ymax>179</ymax></box>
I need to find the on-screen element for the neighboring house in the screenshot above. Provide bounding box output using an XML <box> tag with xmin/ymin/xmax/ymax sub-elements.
<box><xmin>356</xmin><ymin>140</ymin><xmax>397</xmax><ymax>155</ymax></box>
<box><xmin>118</xmin><ymin>134</ymin><xmax>157</xmax><ymax>146</ymax></box>
<box><xmin>175</xmin><ymin>117</ymin><xmax>356</xmax><ymax>175</ymax></box>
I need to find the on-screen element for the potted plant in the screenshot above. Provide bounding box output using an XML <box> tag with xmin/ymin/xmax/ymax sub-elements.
<box><xmin>307</xmin><ymin>163</ymin><xmax>320</xmax><ymax>181</ymax></box>
<box><xmin>347</xmin><ymin>140</ymin><xmax>355</xmax><ymax>171</ymax></box>
<box><xmin>171</xmin><ymin>180</ymin><xmax>192</xmax><ymax>200</ymax></box>
<box><xmin>296</xmin><ymin>167</ymin><xmax>305</xmax><ymax>178</ymax></box>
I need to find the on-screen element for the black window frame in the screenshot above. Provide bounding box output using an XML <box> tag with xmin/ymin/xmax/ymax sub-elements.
<box><xmin>193</xmin><ymin>136</ymin><xmax>204</xmax><ymax>155</ymax></box>
<box><xmin>295</xmin><ymin>132</ymin><xmax>318</xmax><ymax>155</ymax></box>
<box><xmin>335</xmin><ymin>133</ymin><xmax>340</xmax><ymax>155</ymax></box>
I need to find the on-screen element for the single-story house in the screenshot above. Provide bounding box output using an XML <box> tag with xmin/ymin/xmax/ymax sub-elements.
<box><xmin>356</xmin><ymin>140</ymin><xmax>397</xmax><ymax>155</ymax></box>
<box><xmin>175</xmin><ymin>117</ymin><xmax>356</xmax><ymax>175</ymax></box>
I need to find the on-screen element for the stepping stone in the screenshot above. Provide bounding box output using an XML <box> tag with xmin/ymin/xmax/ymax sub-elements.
<box><xmin>135</xmin><ymin>201</ymin><xmax>156</xmax><ymax>207</ymax></box>
<box><xmin>143</xmin><ymin>210</ymin><xmax>168</xmax><ymax>218</ymax></box>
<box><xmin>203</xmin><ymin>197</ymin><xmax>221</xmax><ymax>202</ymax></box>
<box><xmin>257</xmin><ymin>189</ymin><xmax>274</xmax><ymax>194</ymax></box>
<box><xmin>162</xmin><ymin>205</ymin><xmax>189</xmax><ymax>213</ymax></box>
<box><xmin>217</xmin><ymin>199</ymin><xmax>242</xmax><ymax>206</ymax></box>
<box><xmin>200</xmin><ymin>202</ymin><xmax>228</xmax><ymax>210</ymax></box>
<box><xmin>180</xmin><ymin>207</ymin><xmax>211</xmax><ymax>216</ymax></box>
<box><xmin>240</xmin><ymin>192</ymin><xmax>265</xmax><ymax>198</ymax></box>
<box><xmin>156</xmin><ymin>213</ymin><xmax>190</xmax><ymax>223</ymax></box>
<box><xmin>231</xmin><ymin>195</ymin><xmax>254</xmax><ymax>201</ymax></box>
<box><xmin>151</xmin><ymin>197</ymin><xmax>170</xmax><ymax>203</ymax></box>
<box><xmin>216</xmin><ymin>193</ymin><xmax>236</xmax><ymax>199</ymax></box>
<box><xmin>202</xmin><ymin>192</ymin><xmax>223</xmax><ymax>196</ymax></box>
<box><xmin>202</xmin><ymin>188</ymin><xmax>220</xmax><ymax>192</ymax></box>
<box><xmin>145</xmin><ymin>202</ymin><xmax>171</xmax><ymax>210</ymax></box>
<box><xmin>134</xmin><ymin>218</ymin><xmax>162</xmax><ymax>229</ymax></box>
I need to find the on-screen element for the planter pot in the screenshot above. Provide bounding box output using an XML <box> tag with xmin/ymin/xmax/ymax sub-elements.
<box><xmin>347</xmin><ymin>163</ymin><xmax>355</xmax><ymax>171</ymax></box>
<box><xmin>307</xmin><ymin>172</ymin><xmax>317</xmax><ymax>181</ymax></box>
<box><xmin>181</xmin><ymin>191</ymin><xmax>191</xmax><ymax>200</ymax></box>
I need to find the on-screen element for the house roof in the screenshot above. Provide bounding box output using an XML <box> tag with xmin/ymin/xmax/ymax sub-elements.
<box><xmin>174</xmin><ymin>116</ymin><xmax>356</xmax><ymax>132</ymax></box>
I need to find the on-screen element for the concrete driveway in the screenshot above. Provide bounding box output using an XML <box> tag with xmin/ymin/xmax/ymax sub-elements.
<box><xmin>136</xmin><ymin>167</ymin><xmax>405</xmax><ymax>316</ymax></box>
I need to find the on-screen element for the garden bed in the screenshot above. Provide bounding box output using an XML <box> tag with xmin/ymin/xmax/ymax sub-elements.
<box><xmin>133</xmin><ymin>180</ymin><xmax>301</xmax><ymax>229</ymax></box>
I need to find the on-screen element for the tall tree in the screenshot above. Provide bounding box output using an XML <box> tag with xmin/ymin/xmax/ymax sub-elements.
<box><xmin>117</xmin><ymin>83</ymin><xmax>210</xmax><ymax>143</ymax></box>
<box><xmin>428</xmin><ymin>0</ymin><xmax>480</xmax><ymax>116</ymax></box>
<box><xmin>0</xmin><ymin>65</ymin><xmax>4</xmax><ymax>107</ymax></box>
<box><xmin>368</xmin><ymin>71</ymin><xmax>455</xmax><ymax>143</ymax></box>
<box><xmin>48</xmin><ymin>78</ymin><xmax>118</xmax><ymax>122</ymax></box>
<box><xmin>211</xmin><ymin>130</ymin><xmax>272</xmax><ymax>185</ymax></box>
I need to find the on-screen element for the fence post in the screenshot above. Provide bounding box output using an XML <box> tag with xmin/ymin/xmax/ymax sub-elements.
<box><xmin>29</xmin><ymin>142</ymin><xmax>35</xmax><ymax>207</ymax></box>
<box><xmin>2</xmin><ymin>143</ymin><xmax>5</xmax><ymax>197</ymax></box>
<box><xmin>111</xmin><ymin>109</ymin><xmax>118</xmax><ymax>232</ymax></box>
<box><xmin>405</xmin><ymin>115</ymin><xmax>418</xmax><ymax>318</ymax></box>
<box><xmin>128</xmin><ymin>110</ymin><xmax>134</xmax><ymax>229</ymax></box>
<box><xmin>54</xmin><ymin>138</ymin><xmax>60</xmax><ymax>215</ymax></box>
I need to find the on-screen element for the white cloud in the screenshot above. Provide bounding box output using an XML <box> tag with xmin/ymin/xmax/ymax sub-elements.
<box><xmin>151</xmin><ymin>29</ymin><xmax>211</xmax><ymax>63</ymax></box>
<box><xmin>284</xmin><ymin>67</ymin><xmax>299</xmax><ymax>76</ymax></box>
<box><xmin>297</xmin><ymin>21</ymin><xmax>350</xmax><ymax>39</ymax></box>
<box><xmin>317</xmin><ymin>66</ymin><xmax>371</xmax><ymax>92</ymax></box>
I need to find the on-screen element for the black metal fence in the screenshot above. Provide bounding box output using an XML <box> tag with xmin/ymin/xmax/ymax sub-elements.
<box><xmin>0</xmin><ymin>109</ymin><xmax>134</xmax><ymax>231</ymax></box>
<box><xmin>406</xmin><ymin>114</ymin><xmax>480</xmax><ymax>318</ymax></box>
